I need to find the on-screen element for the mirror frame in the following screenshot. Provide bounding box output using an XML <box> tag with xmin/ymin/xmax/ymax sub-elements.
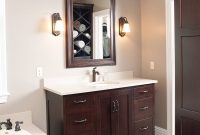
<box><xmin>66</xmin><ymin>0</ymin><xmax>116</xmax><ymax>68</ymax></box>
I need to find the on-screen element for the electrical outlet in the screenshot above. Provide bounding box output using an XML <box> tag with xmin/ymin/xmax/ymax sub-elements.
<box><xmin>36</xmin><ymin>67</ymin><xmax>43</xmax><ymax>77</ymax></box>
<box><xmin>150</xmin><ymin>61</ymin><xmax>155</xmax><ymax>70</ymax></box>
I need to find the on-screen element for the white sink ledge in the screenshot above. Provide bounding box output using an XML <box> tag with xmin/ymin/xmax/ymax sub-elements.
<box><xmin>0</xmin><ymin>129</ymin><xmax>31</xmax><ymax>135</ymax></box>
<box><xmin>44</xmin><ymin>78</ymin><xmax>158</xmax><ymax>96</ymax></box>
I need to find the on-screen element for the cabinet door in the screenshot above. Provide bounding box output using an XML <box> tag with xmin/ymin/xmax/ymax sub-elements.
<box><xmin>96</xmin><ymin>91</ymin><xmax>113</xmax><ymax>135</ymax></box>
<box><xmin>111</xmin><ymin>88</ymin><xmax>133</xmax><ymax>135</ymax></box>
<box><xmin>97</xmin><ymin>88</ymin><xmax>133</xmax><ymax>135</ymax></box>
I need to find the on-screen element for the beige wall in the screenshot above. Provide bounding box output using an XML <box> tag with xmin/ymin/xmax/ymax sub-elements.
<box><xmin>141</xmin><ymin>0</ymin><xmax>167</xmax><ymax>129</ymax></box>
<box><xmin>0</xmin><ymin>0</ymin><xmax>142</xmax><ymax>132</ymax></box>
<box><xmin>73</xmin><ymin>0</ymin><xmax>110</xmax><ymax>11</ymax></box>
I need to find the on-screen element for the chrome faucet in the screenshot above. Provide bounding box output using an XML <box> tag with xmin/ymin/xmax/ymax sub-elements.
<box><xmin>0</xmin><ymin>119</ymin><xmax>12</xmax><ymax>130</ymax></box>
<box><xmin>92</xmin><ymin>67</ymin><xmax>100</xmax><ymax>82</ymax></box>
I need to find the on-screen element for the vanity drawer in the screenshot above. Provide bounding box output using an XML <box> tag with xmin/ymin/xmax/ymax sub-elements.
<box><xmin>134</xmin><ymin>85</ymin><xmax>154</xmax><ymax>99</ymax></box>
<box><xmin>135</xmin><ymin>118</ymin><xmax>153</xmax><ymax>135</ymax></box>
<box><xmin>65</xmin><ymin>94</ymin><xmax>95</xmax><ymax>112</ymax></box>
<box><xmin>134</xmin><ymin>98</ymin><xmax>153</xmax><ymax>121</ymax></box>
<box><xmin>67</xmin><ymin>112</ymin><xmax>96</xmax><ymax>135</ymax></box>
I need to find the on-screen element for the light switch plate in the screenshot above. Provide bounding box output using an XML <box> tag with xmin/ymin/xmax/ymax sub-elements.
<box><xmin>150</xmin><ymin>61</ymin><xmax>155</xmax><ymax>70</ymax></box>
<box><xmin>36</xmin><ymin>67</ymin><xmax>43</xmax><ymax>77</ymax></box>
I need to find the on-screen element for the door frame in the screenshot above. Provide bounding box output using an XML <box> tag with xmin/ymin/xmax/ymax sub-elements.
<box><xmin>165</xmin><ymin>0</ymin><xmax>175</xmax><ymax>135</ymax></box>
<box><xmin>0</xmin><ymin>0</ymin><xmax>9</xmax><ymax>103</ymax></box>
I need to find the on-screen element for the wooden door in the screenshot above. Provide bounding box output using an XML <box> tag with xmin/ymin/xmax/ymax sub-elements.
<box><xmin>175</xmin><ymin>0</ymin><xmax>200</xmax><ymax>134</ymax></box>
<box><xmin>111</xmin><ymin>88</ymin><xmax>132</xmax><ymax>135</ymax></box>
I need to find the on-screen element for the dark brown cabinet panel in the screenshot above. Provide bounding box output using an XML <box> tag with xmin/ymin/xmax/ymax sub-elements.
<box><xmin>96</xmin><ymin>91</ymin><xmax>112</xmax><ymax>135</ymax></box>
<box><xmin>135</xmin><ymin>118</ymin><xmax>153</xmax><ymax>135</ymax></box>
<box><xmin>134</xmin><ymin>85</ymin><xmax>154</xmax><ymax>100</ymax></box>
<box><xmin>181</xmin><ymin>117</ymin><xmax>200</xmax><ymax>135</ymax></box>
<box><xmin>134</xmin><ymin>98</ymin><xmax>153</xmax><ymax>121</ymax></box>
<box><xmin>175</xmin><ymin>0</ymin><xmax>200</xmax><ymax>134</ymax></box>
<box><xmin>46</xmin><ymin>92</ymin><xmax>64</xmax><ymax>135</ymax></box>
<box><xmin>133</xmin><ymin>85</ymin><xmax>154</xmax><ymax>135</ymax></box>
<box><xmin>113</xmin><ymin>89</ymin><xmax>132</xmax><ymax>135</ymax></box>
<box><xmin>181</xmin><ymin>0</ymin><xmax>200</xmax><ymax>28</ymax></box>
<box><xmin>96</xmin><ymin>88</ymin><xmax>132</xmax><ymax>135</ymax></box>
<box><xmin>46</xmin><ymin>84</ymin><xmax>155</xmax><ymax>135</ymax></box>
<box><xmin>64</xmin><ymin>93</ymin><xmax>97</xmax><ymax>135</ymax></box>
<box><xmin>64</xmin><ymin>94</ymin><xmax>95</xmax><ymax>113</ymax></box>
<box><xmin>67</xmin><ymin>112</ymin><xmax>96</xmax><ymax>135</ymax></box>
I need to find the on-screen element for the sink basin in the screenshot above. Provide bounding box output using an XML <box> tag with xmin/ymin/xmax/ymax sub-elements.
<box><xmin>0</xmin><ymin>129</ymin><xmax>31</xmax><ymax>135</ymax></box>
<box><xmin>89</xmin><ymin>81</ymin><xmax>120</xmax><ymax>86</ymax></box>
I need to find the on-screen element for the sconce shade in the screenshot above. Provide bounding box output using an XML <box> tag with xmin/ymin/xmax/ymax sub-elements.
<box><xmin>55</xmin><ymin>20</ymin><xmax>64</xmax><ymax>31</ymax></box>
<box><xmin>122</xmin><ymin>23</ymin><xmax>130</xmax><ymax>33</ymax></box>
<box><xmin>52</xmin><ymin>13</ymin><xmax>63</xmax><ymax>36</ymax></box>
<box><xmin>119</xmin><ymin>17</ymin><xmax>130</xmax><ymax>37</ymax></box>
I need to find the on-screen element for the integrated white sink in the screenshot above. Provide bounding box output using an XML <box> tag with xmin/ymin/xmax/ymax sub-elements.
<box><xmin>0</xmin><ymin>129</ymin><xmax>31</xmax><ymax>135</ymax></box>
<box><xmin>89</xmin><ymin>81</ymin><xmax>120</xmax><ymax>86</ymax></box>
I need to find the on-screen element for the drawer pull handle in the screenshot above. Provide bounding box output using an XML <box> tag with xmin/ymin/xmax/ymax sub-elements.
<box><xmin>139</xmin><ymin>90</ymin><xmax>149</xmax><ymax>93</ymax></box>
<box><xmin>139</xmin><ymin>106</ymin><xmax>149</xmax><ymax>111</ymax></box>
<box><xmin>74</xmin><ymin>118</ymin><xmax>87</xmax><ymax>123</ymax></box>
<box><xmin>73</xmin><ymin>99</ymin><xmax>87</xmax><ymax>104</ymax></box>
<box><xmin>139</xmin><ymin>126</ymin><xmax>149</xmax><ymax>131</ymax></box>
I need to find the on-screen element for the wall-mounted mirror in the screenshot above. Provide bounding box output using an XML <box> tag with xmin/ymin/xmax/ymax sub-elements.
<box><xmin>66</xmin><ymin>0</ymin><xmax>116</xmax><ymax>67</ymax></box>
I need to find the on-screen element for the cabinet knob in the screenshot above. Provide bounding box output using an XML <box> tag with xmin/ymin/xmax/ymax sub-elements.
<box><xmin>73</xmin><ymin>99</ymin><xmax>87</xmax><ymax>104</ymax></box>
<box><xmin>74</xmin><ymin>118</ymin><xmax>87</xmax><ymax>123</ymax></box>
<box><xmin>139</xmin><ymin>126</ymin><xmax>149</xmax><ymax>132</ymax></box>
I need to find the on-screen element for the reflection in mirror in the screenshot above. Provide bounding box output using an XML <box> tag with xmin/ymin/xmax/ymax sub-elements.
<box><xmin>73</xmin><ymin>0</ymin><xmax>111</xmax><ymax>60</ymax></box>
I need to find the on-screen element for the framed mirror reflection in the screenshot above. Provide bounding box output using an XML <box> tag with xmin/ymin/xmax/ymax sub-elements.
<box><xmin>66</xmin><ymin>0</ymin><xmax>116</xmax><ymax>67</ymax></box>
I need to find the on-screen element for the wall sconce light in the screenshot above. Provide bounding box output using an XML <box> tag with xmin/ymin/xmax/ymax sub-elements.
<box><xmin>52</xmin><ymin>13</ymin><xmax>63</xmax><ymax>36</ymax></box>
<box><xmin>119</xmin><ymin>17</ymin><xmax>130</xmax><ymax>37</ymax></box>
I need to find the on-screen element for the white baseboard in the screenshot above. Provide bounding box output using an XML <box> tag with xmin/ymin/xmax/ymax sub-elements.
<box><xmin>155</xmin><ymin>126</ymin><xmax>167</xmax><ymax>135</ymax></box>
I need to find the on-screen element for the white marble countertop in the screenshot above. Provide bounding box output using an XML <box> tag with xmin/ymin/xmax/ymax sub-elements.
<box><xmin>44</xmin><ymin>78</ymin><xmax>158</xmax><ymax>96</ymax></box>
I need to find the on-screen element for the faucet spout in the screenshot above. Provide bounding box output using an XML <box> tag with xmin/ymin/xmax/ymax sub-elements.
<box><xmin>0</xmin><ymin>119</ymin><xmax>13</xmax><ymax>130</ymax></box>
<box><xmin>92</xmin><ymin>67</ymin><xmax>100</xmax><ymax>82</ymax></box>
<box><xmin>0</xmin><ymin>122</ymin><xmax>7</xmax><ymax>130</ymax></box>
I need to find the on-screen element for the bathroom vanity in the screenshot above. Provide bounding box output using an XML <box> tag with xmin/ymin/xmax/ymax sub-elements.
<box><xmin>45</xmin><ymin>79</ymin><xmax>157</xmax><ymax>135</ymax></box>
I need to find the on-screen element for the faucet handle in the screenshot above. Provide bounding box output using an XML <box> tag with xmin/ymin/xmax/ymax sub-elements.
<box><xmin>93</xmin><ymin>67</ymin><xmax>97</xmax><ymax>70</ymax></box>
<box><xmin>15</xmin><ymin>121</ymin><xmax>23</xmax><ymax>131</ymax></box>
<box><xmin>6</xmin><ymin>118</ymin><xmax>12</xmax><ymax>130</ymax></box>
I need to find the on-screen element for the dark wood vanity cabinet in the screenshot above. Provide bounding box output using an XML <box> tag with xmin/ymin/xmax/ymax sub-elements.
<box><xmin>46</xmin><ymin>84</ymin><xmax>155</xmax><ymax>135</ymax></box>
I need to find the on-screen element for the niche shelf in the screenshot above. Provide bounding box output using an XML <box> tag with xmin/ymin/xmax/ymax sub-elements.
<box><xmin>73</xmin><ymin>3</ymin><xmax>94</xmax><ymax>59</ymax></box>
